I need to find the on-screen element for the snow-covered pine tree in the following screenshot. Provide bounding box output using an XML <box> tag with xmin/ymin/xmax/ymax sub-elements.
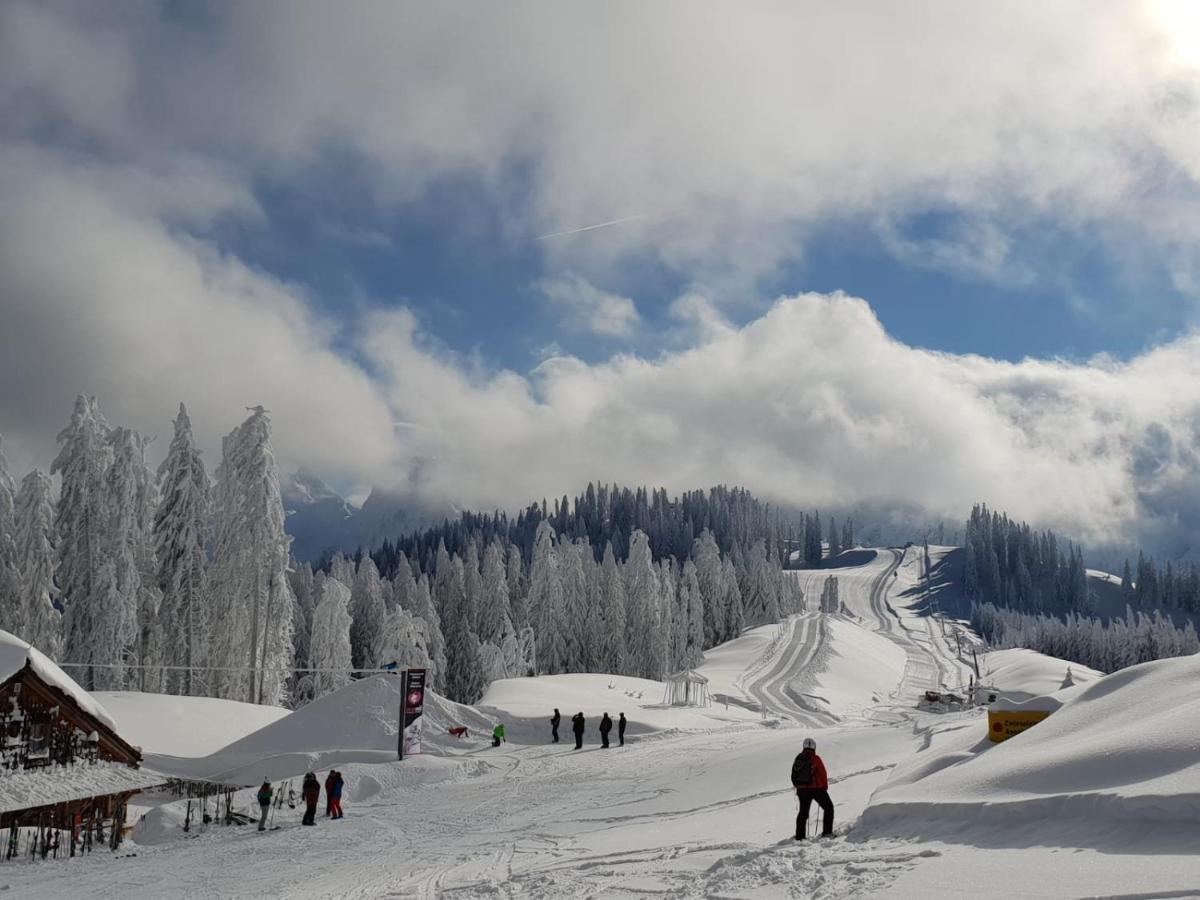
<box><xmin>349</xmin><ymin>557</ymin><xmax>387</xmax><ymax>671</ymax></box>
<box><xmin>289</xmin><ymin>563</ymin><xmax>316</xmax><ymax>702</ymax></box>
<box><xmin>309</xmin><ymin>577</ymin><xmax>352</xmax><ymax>698</ymax></box>
<box><xmin>693</xmin><ymin>530</ymin><xmax>723</xmax><ymax>647</ymax></box>
<box><xmin>559</xmin><ymin>538</ymin><xmax>591</xmax><ymax>672</ymax></box>
<box><xmin>624</xmin><ymin>530</ymin><xmax>661</xmax><ymax>679</ymax></box>
<box><xmin>478</xmin><ymin>541</ymin><xmax>513</xmax><ymax>647</ymax></box>
<box><xmin>154</xmin><ymin>404</ymin><xmax>211</xmax><ymax>696</ymax></box>
<box><xmin>90</xmin><ymin>428</ymin><xmax>152</xmax><ymax>691</ymax></box>
<box><xmin>129</xmin><ymin>430</ymin><xmax>164</xmax><ymax>692</ymax></box>
<box><xmin>13</xmin><ymin>470</ymin><xmax>62</xmax><ymax>658</ymax></box>
<box><xmin>462</xmin><ymin>542</ymin><xmax>484</xmax><ymax>638</ymax></box>
<box><xmin>52</xmin><ymin>396</ymin><xmax>112</xmax><ymax>689</ymax></box>
<box><xmin>441</xmin><ymin>556</ymin><xmax>485</xmax><ymax>703</ymax></box>
<box><xmin>209</xmin><ymin>408</ymin><xmax>296</xmax><ymax>705</ymax></box>
<box><xmin>680</xmin><ymin>559</ymin><xmax>704</xmax><ymax>670</ymax></box>
<box><xmin>0</xmin><ymin>437</ymin><xmax>23</xmax><ymax>639</ymax></box>
<box><xmin>660</xmin><ymin>557</ymin><xmax>680</xmax><ymax>673</ymax></box>
<box><xmin>721</xmin><ymin>556</ymin><xmax>743</xmax><ymax>641</ymax></box>
<box><xmin>528</xmin><ymin>521</ymin><xmax>566</xmax><ymax>674</ymax></box>
<box><xmin>409</xmin><ymin>574</ymin><xmax>447</xmax><ymax>692</ymax></box>
<box><xmin>375</xmin><ymin>604</ymin><xmax>433</xmax><ymax>673</ymax></box>
<box><xmin>506</xmin><ymin>543</ymin><xmax>528</xmax><ymax>631</ymax></box>
<box><xmin>597</xmin><ymin>542</ymin><xmax>626</xmax><ymax>675</ymax></box>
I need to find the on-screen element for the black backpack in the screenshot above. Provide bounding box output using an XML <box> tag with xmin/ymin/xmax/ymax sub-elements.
<box><xmin>791</xmin><ymin>753</ymin><xmax>812</xmax><ymax>788</ymax></box>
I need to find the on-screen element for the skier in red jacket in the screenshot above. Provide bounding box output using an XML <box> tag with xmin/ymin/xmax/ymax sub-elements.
<box><xmin>790</xmin><ymin>737</ymin><xmax>834</xmax><ymax>840</ymax></box>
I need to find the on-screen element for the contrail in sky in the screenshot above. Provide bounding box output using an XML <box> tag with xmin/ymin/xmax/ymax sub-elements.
<box><xmin>534</xmin><ymin>210</ymin><xmax>663</xmax><ymax>241</ymax></box>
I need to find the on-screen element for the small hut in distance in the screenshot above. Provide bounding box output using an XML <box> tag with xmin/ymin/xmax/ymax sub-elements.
<box><xmin>0</xmin><ymin>631</ymin><xmax>161</xmax><ymax>857</ymax></box>
<box><xmin>663</xmin><ymin>669</ymin><xmax>710</xmax><ymax>707</ymax></box>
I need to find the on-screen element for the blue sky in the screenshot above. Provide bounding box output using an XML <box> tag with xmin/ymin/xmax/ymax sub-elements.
<box><xmin>230</xmin><ymin>177</ymin><xmax>1194</xmax><ymax>374</ymax></box>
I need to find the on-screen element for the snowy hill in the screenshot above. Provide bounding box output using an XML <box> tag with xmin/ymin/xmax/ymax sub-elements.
<box><xmin>860</xmin><ymin>652</ymin><xmax>1200</xmax><ymax>849</ymax></box>
<box><xmin>143</xmin><ymin>674</ymin><xmax>496</xmax><ymax>785</ymax></box>
<box><xmin>977</xmin><ymin>647</ymin><xmax>1101</xmax><ymax>700</ymax></box>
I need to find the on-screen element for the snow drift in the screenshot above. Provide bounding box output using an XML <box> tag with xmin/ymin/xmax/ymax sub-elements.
<box><xmin>92</xmin><ymin>691</ymin><xmax>291</xmax><ymax>757</ymax></box>
<box><xmin>144</xmin><ymin>674</ymin><xmax>496</xmax><ymax>784</ymax></box>
<box><xmin>859</xmin><ymin>652</ymin><xmax>1200</xmax><ymax>850</ymax></box>
<box><xmin>979</xmin><ymin>647</ymin><xmax>1102</xmax><ymax>701</ymax></box>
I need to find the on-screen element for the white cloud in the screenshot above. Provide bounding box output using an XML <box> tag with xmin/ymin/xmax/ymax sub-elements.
<box><xmin>0</xmin><ymin>148</ymin><xmax>399</xmax><ymax>486</ymax></box>
<box><xmin>3</xmin><ymin>2</ymin><xmax>1199</xmax><ymax>295</ymax></box>
<box><xmin>539</xmin><ymin>274</ymin><xmax>640</xmax><ymax>338</ymax></box>
<box><xmin>355</xmin><ymin>293</ymin><xmax>1200</xmax><ymax>556</ymax></box>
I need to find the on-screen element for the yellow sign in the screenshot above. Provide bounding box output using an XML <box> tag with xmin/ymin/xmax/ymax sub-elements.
<box><xmin>987</xmin><ymin>709</ymin><xmax>1051</xmax><ymax>742</ymax></box>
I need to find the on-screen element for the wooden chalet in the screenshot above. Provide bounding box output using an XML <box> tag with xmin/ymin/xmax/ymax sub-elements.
<box><xmin>0</xmin><ymin>632</ymin><xmax>164</xmax><ymax>857</ymax></box>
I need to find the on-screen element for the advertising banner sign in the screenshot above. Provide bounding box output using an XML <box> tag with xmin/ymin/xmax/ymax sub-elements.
<box><xmin>399</xmin><ymin>668</ymin><xmax>427</xmax><ymax>760</ymax></box>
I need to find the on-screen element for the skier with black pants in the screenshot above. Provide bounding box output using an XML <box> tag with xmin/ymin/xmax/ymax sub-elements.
<box><xmin>599</xmin><ymin>713</ymin><xmax>613</xmax><ymax>748</ymax></box>
<box><xmin>301</xmin><ymin>772</ymin><xmax>320</xmax><ymax>826</ymax></box>
<box><xmin>551</xmin><ymin>708</ymin><xmax>561</xmax><ymax>743</ymax></box>
<box><xmin>572</xmin><ymin>712</ymin><xmax>585</xmax><ymax>750</ymax></box>
<box><xmin>618</xmin><ymin>712</ymin><xmax>627</xmax><ymax>746</ymax></box>
<box><xmin>256</xmin><ymin>780</ymin><xmax>273</xmax><ymax>831</ymax></box>
<box><xmin>791</xmin><ymin>737</ymin><xmax>834</xmax><ymax>840</ymax></box>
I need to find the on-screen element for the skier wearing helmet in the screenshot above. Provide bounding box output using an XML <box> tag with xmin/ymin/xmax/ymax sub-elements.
<box><xmin>790</xmin><ymin>737</ymin><xmax>834</xmax><ymax>840</ymax></box>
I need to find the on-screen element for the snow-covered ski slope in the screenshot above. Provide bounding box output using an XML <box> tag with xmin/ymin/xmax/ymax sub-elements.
<box><xmin>7</xmin><ymin>546</ymin><xmax>1200</xmax><ymax>898</ymax></box>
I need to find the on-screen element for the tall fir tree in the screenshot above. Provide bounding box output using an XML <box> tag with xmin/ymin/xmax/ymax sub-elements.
<box><xmin>309</xmin><ymin>577</ymin><xmax>352</xmax><ymax>698</ymax></box>
<box><xmin>209</xmin><ymin>408</ymin><xmax>296</xmax><ymax>705</ymax></box>
<box><xmin>0</xmin><ymin>436</ymin><xmax>21</xmax><ymax>638</ymax></box>
<box><xmin>13</xmin><ymin>470</ymin><xmax>62</xmax><ymax>658</ymax></box>
<box><xmin>624</xmin><ymin>530</ymin><xmax>661</xmax><ymax>679</ymax></box>
<box><xmin>51</xmin><ymin>396</ymin><xmax>112</xmax><ymax>689</ymax></box>
<box><xmin>349</xmin><ymin>557</ymin><xmax>387</xmax><ymax>670</ymax></box>
<box><xmin>91</xmin><ymin>428</ymin><xmax>153</xmax><ymax>691</ymax></box>
<box><xmin>154</xmin><ymin>404</ymin><xmax>211</xmax><ymax>695</ymax></box>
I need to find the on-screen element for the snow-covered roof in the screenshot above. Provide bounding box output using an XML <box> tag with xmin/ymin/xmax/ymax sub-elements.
<box><xmin>666</xmin><ymin>669</ymin><xmax>709</xmax><ymax>684</ymax></box>
<box><xmin>0</xmin><ymin>762</ymin><xmax>165</xmax><ymax>816</ymax></box>
<box><xmin>0</xmin><ymin>630</ymin><xmax>119</xmax><ymax>732</ymax></box>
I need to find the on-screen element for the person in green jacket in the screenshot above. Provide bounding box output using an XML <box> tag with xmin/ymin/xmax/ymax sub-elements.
<box><xmin>492</xmin><ymin>723</ymin><xmax>506</xmax><ymax>747</ymax></box>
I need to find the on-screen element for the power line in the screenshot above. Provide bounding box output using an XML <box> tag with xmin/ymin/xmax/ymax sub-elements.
<box><xmin>55</xmin><ymin>662</ymin><xmax>404</xmax><ymax>675</ymax></box>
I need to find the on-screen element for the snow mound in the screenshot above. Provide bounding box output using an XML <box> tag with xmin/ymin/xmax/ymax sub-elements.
<box><xmin>144</xmin><ymin>674</ymin><xmax>496</xmax><ymax>785</ymax></box>
<box><xmin>980</xmin><ymin>647</ymin><xmax>1101</xmax><ymax>700</ymax></box>
<box><xmin>860</xmin><ymin>652</ymin><xmax>1200</xmax><ymax>849</ymax></box>
<box><xmin>92</xmin><ymin>691</ymin><xmax>291</xmax><ymax>757</ymax></box>
<box><xmin>0</xmin><ymin>629</ymin><xmax>117</xmax><ymax>732</ymax></box>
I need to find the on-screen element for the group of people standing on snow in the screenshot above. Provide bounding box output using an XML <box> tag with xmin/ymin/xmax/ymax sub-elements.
<box><xmin>254</xmin><ymin>770</ymin><xmax>346</xmax><ymax>830</ymax></box>
<box><xmin>549</xmin><ymin>708</ymin><xmax>627</xmax><ymax>749</ymax></box>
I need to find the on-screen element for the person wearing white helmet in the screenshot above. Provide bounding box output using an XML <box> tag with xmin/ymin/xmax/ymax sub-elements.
<box><xmin>790</xmin><ymin>737</ymin><xmax>834</xmax><ymax>840</ymax></box>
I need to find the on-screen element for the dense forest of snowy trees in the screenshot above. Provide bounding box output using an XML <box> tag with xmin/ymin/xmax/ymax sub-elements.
<box><xmin>972</xmin><ymin>602</ymin><xmax>1200</xmax><ymax>673</ymax></box>
<box><xmin>963</xmin><ymin>504</ymin><xmax>1092</xmax><ymax>615</ymax></box>
<box><xmin>0</xmin><ymin>396</ymin><xmax>822</xmax><ymax>707</ymax></box>
<box><xmin>966</xmin><ymin>503</ymin><xmax>1200</xmax><ymax>672</ymax></box>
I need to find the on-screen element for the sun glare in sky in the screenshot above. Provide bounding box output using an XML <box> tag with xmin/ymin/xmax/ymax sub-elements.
<box><xmin>1153</xmin><ymin>0</ymin><xmax>1200</xmax><ymax>67</ymax></box>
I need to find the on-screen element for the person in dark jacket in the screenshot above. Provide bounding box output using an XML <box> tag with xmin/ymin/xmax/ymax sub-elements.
<box><xmin>790</xmin><ymin>737</ymin><xmax>833</xmax><ymax>840</ymax></box>
<box><xmin>599</xmin><ymin>713</ymin><xmax>613</xmax><ymax>748</ymax></box>
<box><xmin>329</xmin><ymin>770</ymin><xmax>344</xmax><ymax>819</ymax></box>
<box><xmin>301</xmin><ymin>772</ymin><xmax>320</xmax><ymax>826</ymax></box>
<box><xmin>256</xmin><ymin>779</ymin><xmax>273</xmax><ymax>831</ymax></box>
<box><xmin>572</xmin><ymin>712</ymin><xmax>585</xmax><ymax>750</ymax></box>
<box><xmin>324</xmin><ymin>770</ymin><xmax>336</xmax><ymax>817</ymax></box>
<box><xmin>551</xmin><ymin>708</ymin><xmax>561</xmax><ymax>743</ymax></box>
<box><xmin>618</xmin><ymin>712</ymin><xmax>627</xmax><ymax>746</ymax></box>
